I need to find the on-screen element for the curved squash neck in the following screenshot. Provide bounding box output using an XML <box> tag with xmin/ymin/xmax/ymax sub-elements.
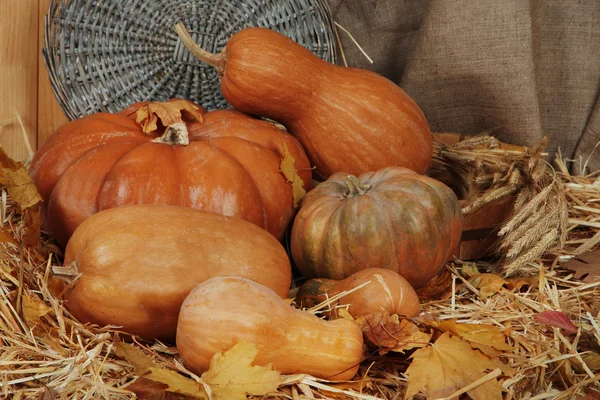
<box><xmin>175</xmin><ymin>23</ymin><xmax>227</xmax><ymax>75</ymax></box>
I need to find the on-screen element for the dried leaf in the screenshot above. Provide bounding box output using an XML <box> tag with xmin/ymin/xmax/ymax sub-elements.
<box><xmin>134</xmin><ymin>100</ymin><xmax>203</xmax><ymax>134</ymax></box>
<box><xmin>357</xmin><ymin>312</ymin><xmax>432</xmax><ymax>355</ymax></box>
<box><xmin>279</xmin><ymin>143</ymin><xmax>306</xmax><ymax>208</ymax></box>
<box><xmin>125</xmin><ymin>377</ymin><xmax>195</xmax><ymax>400</ymax></box>
<box><xmin>505</xmin><ymin>277</ymin><xmax>537</xmax><ymax>291</ymax></box>
<box><xmin>0</xmin><ymin>145</ymin><xmax>19</xmax><ymax>170</ymax></box>
<box><xmin>416</xmin><ymin>268</ymin><xmax>453</xmax><ymax>301</ymax></box>
<box><xmin>201</xmin><ymin>341</ymin><xmax>284</xmax><ymax>400</ymax></box>
<box><xmin>405</xmin><ymin>333</ymin><xmax>514</xmax><ymax>400</ymax></box>
<box><xmin>22</xmin><ymin>203</ymin><xmax>41</xmax><ymax>248</ymax></box>
<box><xmin>534</xmin><ymin>311</ymin><xmax>578</xmax><ymax>334</ymax></box>
<box><xmin>114</xmin><ymin>341</ymin><xmax>158</xmax><ymax>375</ymax></box>
<box><xmin>563</xmin><ymin>250</ymin><xmax>600</xmax><ymax>283</ymax></box>
<box><xmin>469</xmin><ymin>273</ymin><xmax>507</xmax><ymax>299</ymax></box>
<box><xmin>144</xmin><ymin>368</ymin><xmax>207</xmax><ymax>399</ymax></box>
<box><xmin>462</xmin><ymin>262</ymin><xmax>480</xmax><ymax>277</ymax></box>
<box><xmin>425</xmin><ymin>320</ymin><xmax>514</xmax><ymax>357</ymax></box>
<box><xmin>0</xmin><ymin>229</ymin><xmax>17</xmax><ymax>244</ymax></box>
<box><xmin>0</xmin><ymin>167</ymin><xmax>43</xmax><ymax>209</ymax></box>
<box><xmin>21</xmin><ymin>293</ymin><xmax>52</xmax><ymax>327</ymax></box>
<box><xmin>337</xmin><ymin>308</ymin><xmax>355</xmax><ymax>321</ymax></box>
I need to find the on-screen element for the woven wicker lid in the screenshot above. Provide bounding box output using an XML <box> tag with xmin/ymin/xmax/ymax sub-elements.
<box><xmin>43</xmin><ymin>0</ymin><xmax>337</xmax><ymax>120</ymax></box>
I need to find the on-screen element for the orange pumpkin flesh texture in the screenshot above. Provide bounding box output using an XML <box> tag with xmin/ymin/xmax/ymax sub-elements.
<box><xmin>296</xmin><ymin>268</ymin><xmax>420</xmax><ymax>319</ymax></box>
<box><xmin>176</xmin><ymin>24</ymin><xmax>432</xmax><ymax>180</ymax></box>
<box><xmin>58</xmin><ymin>204</ymin><xmax>292</xmax><ymax>342</ymax></box>
<box><xmin>177</xmin><ymin>276</ymin><xmax>364</xmax><ymax>381</ymax></box>
<box><xmin>29</xmin><ymin>99</ymin><xmax>312</xmax><ymax>246</ymax></box>
<box><xmin>291</xmin><ymin>167</ymin><xmax>463</xmax><ymax>290</ymax></box>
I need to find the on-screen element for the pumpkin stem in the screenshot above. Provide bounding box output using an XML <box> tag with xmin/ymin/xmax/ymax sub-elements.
<box><xmin>51</xmin><ymin>261</ymin><xmax>80</xmax><ymax>283</ymax></box>
<box><xmin>343</xmin><ymin>175</ymin><xmax>371</xmax><ymax>197</ymax></box>
<box><xmin>174</xmin><ymin>23</ymin><xmax>227</xmax><ymax>75</ymax></box>
<box><xmin>152</xmin><ymin>122</ymin><xmax>190</xmax><ymax>146</ymax></box>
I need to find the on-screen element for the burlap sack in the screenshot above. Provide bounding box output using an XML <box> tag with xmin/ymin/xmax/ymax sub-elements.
<box><xmin>329</xmin><ymin>0</ymin><xmax>600</xmax><ymax>173</ymax></box>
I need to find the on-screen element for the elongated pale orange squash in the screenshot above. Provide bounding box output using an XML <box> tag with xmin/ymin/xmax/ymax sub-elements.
<box><xmin>176</xmin><ymin>276</ymin><xmax>364</xmax><ymax>381</ymax></box>
<box><xmin>175</xmin><ymin>24</ymin><xmax>432</xmax><ymax>180</ymax></box>
<box><xmin>54</xmin><ymin>204</ymin><xmax>292</xmax><ymax>342</ymax></box>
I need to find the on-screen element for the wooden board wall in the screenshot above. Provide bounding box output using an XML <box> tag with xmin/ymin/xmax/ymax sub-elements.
<box><xmin>0</xmin><ymin>0</ymin><xmax>68</xmax><ymax>162</ymax></box>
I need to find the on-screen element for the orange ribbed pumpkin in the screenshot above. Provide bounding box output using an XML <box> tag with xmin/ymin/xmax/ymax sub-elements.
<box><xmin>290</xmin><ymin>167</ymin><xmax>463</xmax><ymax>289</ymax></box>
<box><xmin>29</xmin><ymin>99</ymin><xmax>312</xmax><ymax>246</ymax></box>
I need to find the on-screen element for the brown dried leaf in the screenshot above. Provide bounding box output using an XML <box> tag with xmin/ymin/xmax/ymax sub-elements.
<box><xmin>0</xmin><ymin>229</ymin><xmax>17</xmax><ymax>244</ymax></box>
<box><xmin>201</xmin><ymin>341</ymin><xmax>283</xmax><ymax>400</ymax></box>
<box><xmin>22</xmin><ymin>203</ymin><xmax>41</xmax><ymax>248</ymax></box>
<box><xmin>21</xmin><ymin>293</ymin><xmax>52</xmax><ymax>327</ymax></box>
<box><xmin>425</xmin><ymin>319</ymin><xmax>514</xmax><ymax>357</ymax></box>
<box><xmin>125</xmin><ymin>377</ymin><xmax>196</xmax><ymax>400</ymax></box>
<box><xmin>357</xmin><ymin>311</ymin><xmax>432</xmax><ymax>355</ymax></box>
<box><xmin>563</xmin><ymin>250</ymin><xmax>600</xmax><ymax>283</ymax></box>
<box><xmin>134</xmin><ymin>100</ymin><xmax>203</xmax><ymax>134</ymax></box>
<box><xmin>469</xmin><ymin>273</ymin><xmax>507</xmax><ymax>299</ymax></box>
<box><xmin>280</xmin><ymin>143</ymin><xmax>306</xmax><ymax>208</ymax></box>
<box><xmin>0</xmin><ymin>167</ymin><xmax>43</xmax><ymax>209</ymax></box>
<box><xmin>416</xmin><ymin>268</ymin><xmax>453</xmax><ymax>301</ymax></box>
<box><xmin>144</xmin><ymin>368</ymin><xmax>207</xmax><ymax>399</ymax></box>
<box><xmin>405</xmin><ymin>333</ymin><xmax>514</xmax><ymax>400</ymax></box>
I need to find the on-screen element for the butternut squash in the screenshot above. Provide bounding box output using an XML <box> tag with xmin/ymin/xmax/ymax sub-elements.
<box><xmin>296</xmin><ymin>268</ymin><xmax>420</xmax><ymax>319</ymax></box>
<box><xmin>175</xmin><ymin>24</ymin><xmax>432</xmax><ymax>180</ymax></box>
<box><xmin>53</xmin><ymin>204</ymin><xmax>292</xmax><ymax>342</ymax></box>
<box><xmin>176</xmin><ymin>276</ymin><xmax>364</xmax><ymax>381</ymax></box>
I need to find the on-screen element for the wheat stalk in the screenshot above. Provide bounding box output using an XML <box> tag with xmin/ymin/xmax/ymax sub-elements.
<box><xmin>503</xmin><ymin>228</ymin><xmax>559</xmax><ymax>276</ymax></box>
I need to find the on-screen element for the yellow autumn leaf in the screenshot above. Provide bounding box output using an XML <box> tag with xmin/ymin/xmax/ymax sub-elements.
<box><xmin>426</xmin><ymin>319</ymin><xmax>514</xmax><ymax>357</ymax></box>
<box><xmin>337</xmin><ymin>308</ymin><xmax>356</xmax><ymax>321</ymax></box>
<box><xmin>21</xmin><ymin>294</ymin><xmax>53</xmax><ymax>327</ymax></box>
<box><xmin>469</xmin><ymin>273</ymin><xmax>507</xmax><ymax>299</ymax></box>
<box><xmin>279</xmin><ymin>143</ymin><xmax>306</xmax><ymax>208</ymax></box>
<box><xmin>405</xmin><ymin>332</ymin><xmax>514</xmax><ymax>400</ymax></box>
<box><xmin>201</xmin><ymin>341</ymin><xmax>284</xmax><ymax>400</ymax></box>
<box><xmin>134</xmin><ymin>100</ymin><xmax>204</xmax><ymax>134</ymax></box>
<box><xmin>114</xmin><ymin>341</ymin><xmax>158</xmax><ymax>375</ymax></box>
<box><xmin>145</xmin><ymin>368</ymin><xmax>207</xmax><ymax>399</ymax></box>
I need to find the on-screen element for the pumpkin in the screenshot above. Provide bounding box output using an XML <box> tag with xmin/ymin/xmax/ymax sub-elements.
<box><xmin>296</xmin><ymin>268</ymin><xmax>420</xmax><ymax>319</ymax></box>
<box><xmin>176</xmin><ymin>276</ymin><xmax>364</xmax><ymax>380</ymax></box>
<box><xmin>290</xmin><ymin>167</ymin><xmax>463</xmax><ymax>289</ymax></box>
<box><xmin>29</xmin><ymin>99</ymin><xmax>312</xmax><ymax>246</ymax></box>
<box><xmin>52</xmin><ymin>204</ymin><xmax>292</xmax><ymax>342</ymax></box>
<box><xmin>175</xmin><ymin>24</ymin><xmax>432</xmax><ymax>180</ymax></box>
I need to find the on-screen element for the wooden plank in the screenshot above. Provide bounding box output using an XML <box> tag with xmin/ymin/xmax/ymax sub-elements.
<box><xmin>0</xmin><ymin>1</ymin><xmax>38</xmax><ymax>161</ymax></box>
<box><xmin>38</xmin><ymin>0</ymin><xmax>68</xmax><ymax>149</ymax></box>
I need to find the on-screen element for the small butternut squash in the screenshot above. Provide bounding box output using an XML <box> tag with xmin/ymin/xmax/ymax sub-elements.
<box><xmin>53</xmin><ymin>204</ymin><xmax>292</xmax><ymax>342</ymax></box>
<box><xmin>176</xmin><ymin>276</ymin><xmax>364</xmax><ymax>381</ymax></box>
<box><xmin>175</xmin><ymin>24</ymin><xmax>432</xmax><ymax>180</ymax></box>
<box><xmin>296</xmin><ymin>268</ymin><xmax>420</xmax><ymax>319</ymax></box>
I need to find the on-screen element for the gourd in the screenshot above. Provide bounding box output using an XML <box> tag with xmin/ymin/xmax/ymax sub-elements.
<box><xmin>52</xmin><ymin>204</ymin><xmax>292</xmax><ymax>342</ymax></box>
<box><xmin>175</xmin><ymin>24</ymin><xmax>432</xmax><ymax>180</ymax></box>
<box><xmin>176</xmin><ymin>276</ymin><xmax>364</xmax><ymax>381</ymax></box>
<box><xmin>290</xmin><ymin>166</ymin><xmax>463</xmax><ymax>289</ymax></box>
<box><xmin>29</xmin><ymin>99</ymin><xmax>311</xmax><ymax>246</ymax></box>
<box><xmin>296</xmin><ymin>268</ymin><xmax>420</xmax><ymax>318</ymax></box>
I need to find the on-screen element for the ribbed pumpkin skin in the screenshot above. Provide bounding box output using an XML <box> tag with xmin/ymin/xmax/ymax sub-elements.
<box><xmin>176</xmin><ymin>276</ymin><xmax>364</xmax><ymax>380</ymax></box>
<box><xmin>61</xmin><ymin>205</ymin><xmax>292</xmax><ymax>342</ymax></box>
<box><xmin>290</xmin><ymin>167</ymin><xmax>463</xmax><ymax>289</ymax></box>
<box><xmin>215</xmin><ymin>28</ymin><xmax>432</xmax><ymax>180</ymax></box>
<box><xmin>29</xmin><ymin>100</ymin><xmax>312</xmax><ymax>246</ymax></box>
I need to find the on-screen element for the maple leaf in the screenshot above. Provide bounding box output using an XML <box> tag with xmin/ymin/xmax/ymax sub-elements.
<box><xmin>114</xmin><ymin>341</ymin><xmax>158</xmax><ymax>375</ymax></box>
<box><xmin>144</xmin><ymin>368</ymin><xmax>207</xmax><ymax>399</ymax></box>
<box><xmin>405</xmin><ymin>333</ymin><xmax>514</xmax><ymax>400</ymax></box>
<box><xmin>201</xmin><ymin>341</ymin><xmax>284</xmax><ymax>400</ymax></box>
<box><xmin>279</xmin><ymin>143</ymin><xmax>306</xmax><ymax>208</ymax></box>
<box><xmin>416</xmin><ymin>268</ymin><xmax>454</xmax><ymax>301</ymax></box>
<box><xmin>134</xmin><ymin>100</ymin><xmax>203</xmax><ymax>135</ymax></box>
<box><xmin>425</xmin><ymin>320</ymin><xmax>514</xmax><ymax>357</ymax></box>
<box><xmin>534</xmin><ymin>311</ymin><xmax>578</xmax><ymax>334</ymax></box>
<box><xmin>356</xmin><ymin>311</ymin><xmax>432</xmax><ymax>355</ymax></box>
<box><xmin>21</xmin><ymin>293</ymin><xmax>53</xmax><ymax>327</ymax></box>
<box><xmin>469</xmin><ymin>273</ymin><xmax>507</xmax><ymax>299</ymax></box>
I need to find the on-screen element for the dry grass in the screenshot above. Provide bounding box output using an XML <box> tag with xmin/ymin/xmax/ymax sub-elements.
<box><xmin>0</xmin><ymin>136</ymin><xmax>599</xmax><ymax>399</ymax></box>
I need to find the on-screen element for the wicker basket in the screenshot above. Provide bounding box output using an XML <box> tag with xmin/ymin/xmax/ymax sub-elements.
<box><xmin>42</xmin><ymin>0</ymin><xmax>337</xmax><ymax>120</ymax></box>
